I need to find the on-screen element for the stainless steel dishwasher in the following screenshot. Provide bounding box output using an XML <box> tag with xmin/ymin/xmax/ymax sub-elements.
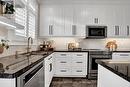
<box><xmin>17</xmin><ymin>62</ymin><xmax>44</xmax><ymax>87</ymax></box>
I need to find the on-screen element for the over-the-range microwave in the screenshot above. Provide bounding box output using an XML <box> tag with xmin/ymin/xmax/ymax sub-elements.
<box><xmin>86</xmin><ymin>25</ymin><xmax>107</xmax><ymax>39</ymax></box>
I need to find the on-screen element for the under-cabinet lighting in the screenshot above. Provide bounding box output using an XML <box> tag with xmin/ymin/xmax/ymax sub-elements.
<box><xmin>0</xmin><ymin>21</ymin><xmax>16</xmax><ymax>28</ymax></box>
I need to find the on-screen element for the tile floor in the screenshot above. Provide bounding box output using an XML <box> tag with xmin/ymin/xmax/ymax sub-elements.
<box><xmin>50</xmin><ymin>77</ymin><xmax>97</xmax><ymax>87</ymax></box>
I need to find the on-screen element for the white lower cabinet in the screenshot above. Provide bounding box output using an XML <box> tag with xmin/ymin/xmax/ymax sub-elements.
<box><xmin>55</xmin><ymin>67</ymin><xmax>71</xmax><ymax>76</ymax></box>
<box><xmin>71</xmin><ymin>67</ymin><xmax>87</xmax><ymax>76</ymax></box>
<box><xmin>54</xmin><ymin>52</ymin><xmax>88</xmax><ymax>77</ymax></box>
<box><xmin>44</xmin><ymin>54</ymin><xmax>54</xmax><ymax>87</ymax></box>
<box><xmin>98</xmin><ymin>65</ymin><xmax>130</xmax><ymax>87</ymax></box>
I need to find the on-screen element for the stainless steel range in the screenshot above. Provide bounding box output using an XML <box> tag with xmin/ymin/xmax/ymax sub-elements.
<box><xmin>88</xmin><ymin>51</ymin><xmax>112</xmax><ymax>79</ymax></box>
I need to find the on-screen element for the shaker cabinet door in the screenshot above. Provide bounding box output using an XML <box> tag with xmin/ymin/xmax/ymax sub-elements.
<box><xmin>39</xmin><ymin>6</ymin><xmax>54</xmax><ymax>37</ymax></box>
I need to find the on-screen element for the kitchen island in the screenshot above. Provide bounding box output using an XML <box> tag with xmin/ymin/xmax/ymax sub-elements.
<box><xmin>96</xmin><ymin>60</ymin><xmax>130</xmax><ymax>87</ymax></box>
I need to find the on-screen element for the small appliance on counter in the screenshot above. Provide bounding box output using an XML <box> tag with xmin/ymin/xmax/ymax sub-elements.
<box><xmin>68</xmin><ymin>42</ymin><xmax>80</xmax><ymax>51</ymax></box>
<box><xmin>105</xmin><ymin>40</ymin><xmax>117</xmax><ymax>51</ymax></box>
<box><xmin>39</xmin><ymin>41</ymin><xmax>54</xmax><ymax>51</ymax></box>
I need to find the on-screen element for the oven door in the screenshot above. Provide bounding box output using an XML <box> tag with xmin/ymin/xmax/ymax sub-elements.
<box><xmin>88</xmin><ymin>56</ymin><xmax>110</xmax><ymax>79</ymax></box>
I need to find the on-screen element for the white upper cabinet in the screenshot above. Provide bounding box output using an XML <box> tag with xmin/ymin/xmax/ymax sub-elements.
<box><xmin>107</xmin><ymin>5</ymin><xmax>130</xmax><ymax>38</ymax></box>
<box><xmin>53</xmin><ymin>7</ymin><xmax>64</xmax><ymax>36</ymax></box>
<box><xmin>39</xmin><ymin>4</ymin><xmax>130</xmax><ymax>38</ymax></box>
<box><xmin>86</xmin><ymin>6</ymin><xmax>108</xmax><ymax>25</ymax></box>
<box><xmin>39</xmin><ymin>6</ymin><xmax>64</xmax><ymax>37</ymax></box>
<box><xmin>39</xmin><ymin>6</ymin><xmax>54</xmax><ymax>37</ymax></box>
<box><xmin>74</xmin><ymin>7</ymin><xmax>86</xmax><ymax>37</ymax></box>
<box><xmin>124</xmin><ymin>6</ymin><xmax>130</xmax><ymax>38</ymax></box>
<box><xmin>63</xmin><ymin>6</ymin><xmax>74</xmax><ymax>36</ymax></box>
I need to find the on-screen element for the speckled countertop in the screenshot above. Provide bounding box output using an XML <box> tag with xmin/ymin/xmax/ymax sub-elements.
<box><xmin>96</xmin><ymin>60</ymin><xmax>130</xmax><ymax>82</ymax></box>
<box><xmin>0</xmin><ymin>51</ymin><xmax>53</xmax><ymax>78</ymax></box>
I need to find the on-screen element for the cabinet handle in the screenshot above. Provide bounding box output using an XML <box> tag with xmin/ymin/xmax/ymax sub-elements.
<box><xmin>60</xmin><ymin>54</ymin><xmax>67</xmax><ymax>56</ymax></box>
<box><xmin>76</xmin><ymin>62</ymin><xmax>83</xmax><ymax>63</ymax></box>
<box><xmin>94</xmin><ymin>18</ymin><xmax>98</xmax><ymax>24</ymax></box>
<box><xmin>49</xmin><ymin>25</ymin><xmax>51</xmax><ymax>35</ymax></box>
<box><xmin>117</xmin><ymin>26</ymin><xmax>120</xmax><ymax>35</ymax></box>
<box><xmin>119</xmin><ymin>54</ymin><xmax>129</xmax><ymax>56</ymax></box>
<box><xmin>96</xmin><ymin>18</ymin><xmax>98</xmax><ymax>24</ymax></box>
<box><xmin>94</xmin><ymin>18</ymin><xmax>96</xmax><ymax>24</ymax></box>
<box><xmin>127</xmin><ymin>26</ymin><xmax>129</xmax><ymax>36</ymax></box>
<box><xmin>48</xmin><ymin>56</ymin><xmax>52</xmax><ymax>60</ymax></box>
<box><xmin>60</xmin><ymin>70</ymin><xmax>67</xmax><ymax>72</ymax></box>
<box><xmin>51</xmin><ymin>25</ymin><xmax>53</xmax><ymax>35</ymax></box>
<box><xmin>49</xmin><ymin>63</ymin><xmax>52</xmax><ymax>72</ymax></box>
<box><xmin>72</xmin><ymin>25</ymin><xmax>77</xmax><ymax>35</ymax></box>
<box><xmin>76</xmin><ymin>70</ymin><xmax>82</xmax><ymax>72</ymax></box>
<box><xmin>115</xmin><ymin>26</ymin><xmax>119</xmax><ymax>35</ymax></box>
<box><xmin>49</xmin><ymin>25</ymin><xmax>53</xmax><ymax>35</ymax></box>
<box><xmin>76</xmin><ymin>54</ymin><xmax>83</xmax><ymax>56</ymax></box>
<box><xmin>60</xmin><ymin>61</ymin><xmax>67</xmax><ymax>63</ymax></box>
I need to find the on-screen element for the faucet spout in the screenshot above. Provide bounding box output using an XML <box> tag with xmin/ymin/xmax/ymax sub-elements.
<box><xmin>27</xmin><ymin>37</ymin><xmax>33</xmax><ymax>53</ymax></box>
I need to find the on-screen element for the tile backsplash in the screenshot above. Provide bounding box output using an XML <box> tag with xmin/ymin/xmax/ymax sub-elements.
<box><xmin>0</xmin><ymin>45</ymin><xmax>38</xmax><ymax>58</ymax></box>
<box><xmin>42</xmin><ymin>38</ymin><xmax>130</xmax><ymax>50</ymax></box>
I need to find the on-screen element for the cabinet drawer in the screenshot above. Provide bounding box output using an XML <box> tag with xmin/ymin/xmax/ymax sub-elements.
<box><xmin>112</xmin><ymin>53</ymin><xmax>130</xmax><ymax>60</ymax></box>
<box><xmin>73</xmin><ymin>53</ymin><xmax>87</xmax><ymax>58</ymax></box>
<box><xmin>55</xmin><ymin>67</ymin><xmax>71</xmax><ymax>75</ymax></box>
<box><xmin>55</xmin><ymin>53</ymin><xmax>71</xmax><ymax>58</ymax></box>
<box><xmin>71</xmin><ymin>60</ymin><xmax>87</xmax><ymax>67</ymax></box>
<box><xmin>71</xmin><ymin>68</ymin><xmax>87</xmax><ymax>75</ymax></box>
<box><xmin>55</xmin><ymin>60</ymin><xmax>71</xmax><ymax>67</ymax></box>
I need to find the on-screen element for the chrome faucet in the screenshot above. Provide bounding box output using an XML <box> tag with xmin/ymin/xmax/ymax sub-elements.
<box><xmin>27</xmin><ymin>37</ymin><xmax>33</xmax><ymax>53</ymax></box>
<box><xmin>26</xmin><ymin>37</ymin><xmax>33</xmax><ymax>65</ymax></box>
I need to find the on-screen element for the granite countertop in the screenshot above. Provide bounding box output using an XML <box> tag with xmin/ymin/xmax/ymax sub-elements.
<box><xmin>96</xmin><ymin>60</ymin><xmax>130</xmax><ymax>82</ymax></box>
<box><xmin>54</xmin><ymin>49</ymin><xmax>89</xmax><ymax>52</ymax></box>
<box><xmin>0</xmin><ymin>51</ymin><xmax>53</xmax><ymax>78</ymax></box>
<box><xmin>54</xmin><ymin>49</ymin><xmax>130</xmax><ymax>52</ymax></box>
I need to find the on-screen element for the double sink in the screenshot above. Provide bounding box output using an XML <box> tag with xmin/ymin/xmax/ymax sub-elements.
<box><xmin>4</xmin><ymin>51</ymin><xmax>49</xmax><ymax>71</ymax></box>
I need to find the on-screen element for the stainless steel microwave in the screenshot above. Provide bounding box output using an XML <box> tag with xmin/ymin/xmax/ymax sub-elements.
<box><xmin>86</xmin><ymin>25</ymin><xmax>107</xmax><ymax>39</ymax></box>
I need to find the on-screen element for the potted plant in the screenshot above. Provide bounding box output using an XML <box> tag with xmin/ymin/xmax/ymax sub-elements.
<box><xmin>4</xmin><ymin>2</ymin><xmax>15</xmax><ymax>14</ymax></box>
<box><xmin>3</xmin><ymin>1</ymin><xmax>15</xmax><ymax>19</ymax></box>
<box><xmin>0</xmin><ymin>39</ymin><xmax>9</xmax><ymax>54</ymax></box>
